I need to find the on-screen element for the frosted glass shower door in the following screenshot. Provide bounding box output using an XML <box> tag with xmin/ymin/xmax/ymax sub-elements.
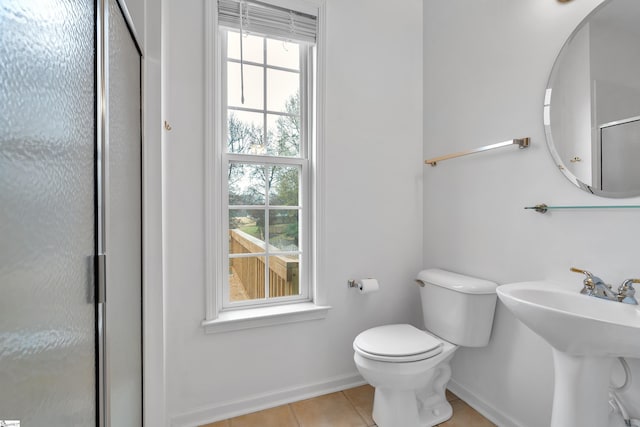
<box><xmin>0</xmin><ymin>0</ymin><xmax>97</xmax><ymax>425</ymax></box>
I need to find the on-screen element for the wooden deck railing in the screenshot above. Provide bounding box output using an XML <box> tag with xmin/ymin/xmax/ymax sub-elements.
<box><xmin>229</xmin><ymin>229</ymin><xmax>299</xmax><ymax>299</ymax></box>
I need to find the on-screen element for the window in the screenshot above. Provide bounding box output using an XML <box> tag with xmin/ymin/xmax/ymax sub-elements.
<box><xmin>204</xmin><ymin>0</ymin><xmax>326</xmax><ymax>330</ymax></box>
<box><xmin>223</xmin><ymin>29</ymin><xmax>310</xmax><ymax>308</ymax></box>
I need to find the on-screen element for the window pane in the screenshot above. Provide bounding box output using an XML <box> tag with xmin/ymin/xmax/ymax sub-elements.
<box><xmin>269</xmin><ymin>166</ymin><xmax>299</xmax><ymax>206</ymax></box>
<box><xmin>227</xmin><ymin>62</ymin><xmax>264</xmax><ymax>109</ymax></box>
<box><xmin>267</xmin><ymin>69</ymin><xmax>300</xmax><ymax>112</ymax></box>
<box><xmin>228</xmin><ymin>164</ymin><xmax>265</xmax><ymax>205</ymax></box>
<box><xmin>229</xmin><ymin>256</ymin><xmax>266</xmax><ymax>301</ymax></box>
<box><xmin>227</xmin><ymin>110</ymin><xmax>264</xmax><ymax>154</ymax></box>
<box><xmin>229</xmin><ymin>209</ymin><xmax>266</xmax><ymax>255</ymax></box>
<box><xmin>268</xmin><ymin>255</ymin><xmax>300</xmax><ymax>298</ymax></box>
<box><xmin>266</xmin><ymin>113</ymin><xmax>300</xmax><ymax>157</ymax></box>
<box><xmin>269</xmin><ymin>210</ymin><xmax>299</xmax><ymax>251</ymax></box>
<box><xmin>227</xmin><ymin>31</ymin><xmax>264</xmax><ymax>63</ymax></box>
<box><xmin>267</xmin><ymin>39</ymin><xmax>300</xmax><ymax>70</ymax></box>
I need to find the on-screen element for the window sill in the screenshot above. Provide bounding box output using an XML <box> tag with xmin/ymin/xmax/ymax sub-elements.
<box><xmin>202</xmin><ymin>302</ymin><xmax>331</xmax><ymax>334</ymax></box>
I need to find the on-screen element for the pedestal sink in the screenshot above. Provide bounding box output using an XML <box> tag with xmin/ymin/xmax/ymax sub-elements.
<box><xmin>497</xmin><ymin>281</ymin><xmax>640</xmax><ymax>427</ymax></box>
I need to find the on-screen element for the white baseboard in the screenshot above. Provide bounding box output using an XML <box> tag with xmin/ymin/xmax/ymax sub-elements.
<box><xmin>447</xmin><ymin>378</ymin><xmax>526</xmax><ymax>427</ymax></box>
<box><xmin>169</xmin><ymin>373</ymin><xmax>366</xmax><ymax>427</ymax></box>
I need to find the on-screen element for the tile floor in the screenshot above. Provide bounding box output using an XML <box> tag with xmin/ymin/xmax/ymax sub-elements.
<box><xmin>201</xmin><ymin>385</ymin><xmax>496</xmax><ymax>427</ymax></box>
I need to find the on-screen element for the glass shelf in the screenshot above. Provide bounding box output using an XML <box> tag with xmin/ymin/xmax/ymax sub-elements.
<box><xmin>525</xmin><ymin>204</ymin><xmax>640</xmax><ymax>213</ymax></box>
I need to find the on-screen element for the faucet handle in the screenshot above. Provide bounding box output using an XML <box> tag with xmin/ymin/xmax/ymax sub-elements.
<box><xmin>618</xmin><ymin>279</ymin><xmax>639</xmax><ymax>305</ymax></box>
<box><xmin>571</xmin><ymin>267</ymin><xmax>605</xmax><ymax>294</ymax></box>
<box><xmin>570</xmin><ymin>267</ymin><xmax>606</xmax><ymax>283</ymax></box>
<box><xmin>570</xmin><ymin>267</ymin><xmax>592</xmax><ymax>277</ymax></box>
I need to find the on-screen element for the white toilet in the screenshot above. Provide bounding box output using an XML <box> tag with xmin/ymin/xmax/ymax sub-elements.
<box><xmin>353</xmin><ymin>268</ymin><xmax>498</xmax><ymax>427</ymax></box>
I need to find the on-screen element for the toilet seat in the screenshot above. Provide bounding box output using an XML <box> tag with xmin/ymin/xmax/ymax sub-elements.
<box><xmin>353</xmin><ymin>324</ymin><xmax>443</xmax><ymax>362</ymax></box>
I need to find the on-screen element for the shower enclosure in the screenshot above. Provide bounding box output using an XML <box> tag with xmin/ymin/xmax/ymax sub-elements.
<box><xmin>0</xmin><ymin>0</ymin><xmax>142</xmax><ymax>425</ymax></box>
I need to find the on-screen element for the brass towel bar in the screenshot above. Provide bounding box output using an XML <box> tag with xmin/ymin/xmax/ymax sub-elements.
<box><xmin>424</xmin><ymin>138</ymin><xmax>530</xmax><ymax>166</ymax></box>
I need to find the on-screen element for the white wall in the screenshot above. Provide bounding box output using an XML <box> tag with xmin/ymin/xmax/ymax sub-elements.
<box><xmin>590</xmin><ymin>11</ymin><xmax>640</xmax><ymax>125</ymax></box>
<box><xmin>550</xmin><ymin>22</ymin><xmax>592</xmax><ymax>186</ymax></box>
<box><xmin>163</xmin><ymin>0</ymin><xmax>423</xmax><ymax>424</ymax></box>
<box><xmin>423</xmin><ymin>1</ymin><xmax>640</xmax><ymax>426</ymax></box>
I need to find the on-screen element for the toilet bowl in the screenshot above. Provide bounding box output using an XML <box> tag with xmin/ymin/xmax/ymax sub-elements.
<box><xmin>353</xmin><ymin>269</ymin><xmax>497</xmax><ymax>427</ymax></box>
<box><xmin>353</xmin><ymin>324</ymin><xmax>457</xmax><ymax>426</ymax></box>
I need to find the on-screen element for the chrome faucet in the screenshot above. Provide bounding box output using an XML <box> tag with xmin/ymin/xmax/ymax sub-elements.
<box><xmin>570</xmin><ymin>267</ymin><xmax>617</xmax><ymax>301</ymax></box>
<box><xmin>617</xmin><ymin>279</ymin><xmax>639</xmax><ymax>305</ymax></box>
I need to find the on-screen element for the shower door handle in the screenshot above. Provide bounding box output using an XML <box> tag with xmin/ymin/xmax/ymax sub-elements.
<box><xmin>97</xmin><ymin>253</ymin><xmax>106</xmax><ymax>304</ymax></box>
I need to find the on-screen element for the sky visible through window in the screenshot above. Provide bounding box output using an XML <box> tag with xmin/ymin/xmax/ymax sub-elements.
<box><xmin>226</xmin><ymin>31</ymin><xmax>300</xmax><ymax>118</ymax></box>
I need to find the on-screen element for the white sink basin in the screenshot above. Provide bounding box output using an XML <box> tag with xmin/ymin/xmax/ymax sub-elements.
<box><xmin>497</xmin><ymin>281</ymin><xmax>640</xmax><ymax>427</ymax></box>
<box><xmin>497</xmin><ymin>281</ymin><xmax>640</xmax><ymax>357</ymax></box>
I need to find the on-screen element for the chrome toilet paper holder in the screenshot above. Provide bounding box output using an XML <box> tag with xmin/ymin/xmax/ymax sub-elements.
<box><xmin>348</xmin><ymin>278</ymin><xmax>380</xmax><ymax>294</ymax></box>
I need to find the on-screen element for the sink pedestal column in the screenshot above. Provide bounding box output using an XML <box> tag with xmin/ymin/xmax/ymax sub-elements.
<box><xmin>551</xmin><ymin>349</ymin><xmax>614</xmax><ymax>427</ymax></box>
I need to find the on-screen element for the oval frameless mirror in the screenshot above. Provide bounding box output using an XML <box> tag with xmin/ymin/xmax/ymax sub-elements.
<box><xmin>544</xmin><ymin>0</ymin><xmax>640</xmax><ymax>197</ymax></box>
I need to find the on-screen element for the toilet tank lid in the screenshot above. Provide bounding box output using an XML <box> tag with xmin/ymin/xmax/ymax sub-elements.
<box><xmin>416</xmin><ymin>268</ymin><xmax>497</xmax><ymax>295</ymax></box>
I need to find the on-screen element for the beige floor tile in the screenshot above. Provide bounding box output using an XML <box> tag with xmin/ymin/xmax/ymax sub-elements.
<box><xmin>201</xmin><ymin>387</ymin><xmax>495</xmax><ymax>427</ymax></box>
<box><xmin>438</xmin><ymin>400</ymin><xmax>496</xmax><ymax>427</ymax></box>
<box><xmin>343</xmin><ymin>385</ymin><xmax>375</xmax><ymax>426</ymax></box>
<box><xmin>291</xmin><ymin>391</ymin><xmax>368</xmax><ymax>427</ymax></box>
<box><xmin>200</xmin><ymin>420</ymin><xmax>230</xmax><ymax>427</ymax></box>
<box><xmin>228</xmin><ymin>405</ymin><xmax>298</xmax><ymax>427</ymax></box>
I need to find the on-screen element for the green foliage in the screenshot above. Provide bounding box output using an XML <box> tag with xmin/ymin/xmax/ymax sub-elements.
<box><xmin>227</xmin><ymin>92</ymin><xmax>301</xmax><ymax>246</ymax></box>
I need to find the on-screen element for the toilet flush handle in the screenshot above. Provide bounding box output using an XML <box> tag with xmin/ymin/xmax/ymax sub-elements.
<box><xmin>415</xmin><ymin>279</ymin><xmax>425</xmax><ymax>287</ymax></box>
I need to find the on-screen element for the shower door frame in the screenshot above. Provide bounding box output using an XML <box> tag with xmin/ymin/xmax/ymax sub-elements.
<box><xmin>96</xmin><ymin>0</ymin><xmax>144</xmax><ymax>426</ymax></box>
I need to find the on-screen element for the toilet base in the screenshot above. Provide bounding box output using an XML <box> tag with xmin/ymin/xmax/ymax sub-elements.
<box><xmin>372</xmin><ymin>385</ymin><xmax>452</xmax><ymax>427</ymax></box>
<box><xmin>368</xmin><ymin>357</ymin><xmax>454</xmax><ymax>427</ymax></box>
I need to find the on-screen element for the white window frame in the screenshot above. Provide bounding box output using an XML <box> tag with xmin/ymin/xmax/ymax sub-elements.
<box><xmin>203</xmin><ymin>0</ymin><xmax>329</xmax><ymax>333</ymax></box>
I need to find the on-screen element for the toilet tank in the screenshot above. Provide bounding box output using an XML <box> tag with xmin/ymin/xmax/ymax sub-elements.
<box><xmin>416</xmin><ymin>268</ymin><xmax>497</xmax><ymax>347</ymax></box>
